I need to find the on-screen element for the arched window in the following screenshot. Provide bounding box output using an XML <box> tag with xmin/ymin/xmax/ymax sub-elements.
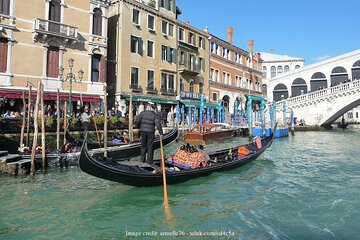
<box><xmin>295</xmin><ymin>65</ymin><xmax>300</xmax><ymax>69</ymax></box>
<box><xmin>271</xmin><ymin>66</ymin><xmax>276</xmax><ymax>78</ymax></box>
<box><xmin>49</xmin><ymin>0</ymin><xmax>61</xmax><ymax>22</ymax></box>
<box><xmin>189</xmin><ymin>80</ymin><xmax>194</xmax><ymax>93</ymax></box>
<box><xmin>284</xmin><ymin>65</ymin><xmax>289</xmax><ymax>72</ymax></box>
<box><xmin>277</xmin><ymin>66</ymin><xmax>283</xmax><ymax>74</ymax></box>
<box><xmin>262</xmin><ymin>66</ymin><xmax>267</xmax><ymax>78</ymax></box>
<box><xmin>93</xmin><ymin>8</ymin><xmax>102</xmax><ymax>36</ymax></box>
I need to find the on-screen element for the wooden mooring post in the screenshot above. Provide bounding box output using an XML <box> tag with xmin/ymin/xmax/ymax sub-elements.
<box><xmin>30</xmin><ymin>82</ymin><xmax>41</xmax><ymax>175</ymax></box>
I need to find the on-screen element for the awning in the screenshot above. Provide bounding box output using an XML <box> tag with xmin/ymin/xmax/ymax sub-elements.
<box><xmin>122</xmin><ymin>94</ymin><xmax>178</xmax><ymax>105</ymax></box>
<box><xmin>180</xmin><ymin>100</ymin><xmax>217</xmax><ymax>108</ymax></box>
<box><xmin>0</xmin><ymin>89</ymin><xmax>102</xmax><ymax>102</ymax></box>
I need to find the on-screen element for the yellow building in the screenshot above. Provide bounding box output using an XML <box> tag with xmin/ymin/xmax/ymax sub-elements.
<box><xmin>0</xmin><ymin>0</ymin><xmax>110</xmax><ymax>114</ymax></box>
<box><xmin>108</xmin><ymin>0</ymin><xmax>179</xmax><ymax>114</ymax></box>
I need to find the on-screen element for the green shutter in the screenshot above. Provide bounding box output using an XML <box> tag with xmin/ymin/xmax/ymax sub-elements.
<box><xmin>138</xmin><ymin>37</ymin><xmax>143</xmax><ymax>56</ymax></box>
<box><xmin>172</xmin><ymin>48</ymin><xmax>177</xmax><ymax>64</ymax></box>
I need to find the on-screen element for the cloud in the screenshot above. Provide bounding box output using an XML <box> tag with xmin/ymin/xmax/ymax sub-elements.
<box><xmin>314</xmin><ymin>55</ymin><xmax>332</xmax><ymax>62</ymax></box>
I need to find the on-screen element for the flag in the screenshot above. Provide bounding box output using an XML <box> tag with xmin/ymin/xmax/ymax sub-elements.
<box><xmin>253</xmin><ymin>52</ymin><xmax>260</xmax><ymax>62</ymax></box>
<box><xmin>246</xmin><ymin>50</ymin><xmax>253</xmax><ymax>66</ymax></box>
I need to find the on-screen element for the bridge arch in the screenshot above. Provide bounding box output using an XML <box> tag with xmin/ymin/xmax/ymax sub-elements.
<box><xmin>291</xmin><ymin>78</ymin><xmax>307</xmax><ymax>97</ymax></box>
<box><xmin>352</xmin><ymin>60</ymin><xmax>360</xmax><ymax>80</ymax></box>
<box><xmin>273</xmin><ymin>83</ymin><xmax>288</xmax><ymax>101</ymax></box>
<box><xmin>310</xmin><ymin>72</ymin><xmax>327</xmax><ymax>91</ymax></box>
<box><xmin>330</xmin><ymin>66</ymin><xmax>348</xmax><ymax>86</ymax></box>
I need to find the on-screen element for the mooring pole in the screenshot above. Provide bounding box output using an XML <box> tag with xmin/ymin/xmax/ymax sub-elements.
<box><xmin>40</xmin><ymin>83</ymin><xmax>46</xmax><ymax>169</ymax></box>
<box><xmin>30</xmin><ymin>82</ymin><xmax>41</xmax><ymax>176</ymax></box>
<box><xmin>20</xmin><ymin>92</ymin><xmax>26</xmax><ymax>151</ymax></box>
<box><xmin>103</xmin><ymin>83</ymin><xmax>108</xmax><ymax>158</ymax></box>
<box><xmin>56</xmin><ymin>89</ymin><xmax>60</xmax><ymax>151</ymax></box>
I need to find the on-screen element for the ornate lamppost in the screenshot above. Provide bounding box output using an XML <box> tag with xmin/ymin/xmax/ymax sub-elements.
<box><xmin>58</xmin><ymin>58</ymin><xmax>84</xmax><ymax>115</ymax></box>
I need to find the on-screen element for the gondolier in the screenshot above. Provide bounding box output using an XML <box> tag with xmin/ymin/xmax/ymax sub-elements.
<box><xmin>136</xmin><ymin>102</ymin><xmax>163</xmax><ymax>164</ymax></box>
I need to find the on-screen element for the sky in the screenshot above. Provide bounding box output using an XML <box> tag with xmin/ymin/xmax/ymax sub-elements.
<box><xmin>176</xmin><ymin>0</ymin><xmax>360</xmax><ymax>65</ymax></box>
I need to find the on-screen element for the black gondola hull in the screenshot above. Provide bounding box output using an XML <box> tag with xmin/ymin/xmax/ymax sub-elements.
<box><xmin>79</xmin><ymin>128</ymin><xmax>275</xmax><ymax>187</ymax></box>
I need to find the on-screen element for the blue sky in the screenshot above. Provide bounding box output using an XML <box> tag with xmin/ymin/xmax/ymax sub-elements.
<box><xmin>176</xmin><ymin>0</ymin><xmax>360</xmax><ymax>65</ymax></box>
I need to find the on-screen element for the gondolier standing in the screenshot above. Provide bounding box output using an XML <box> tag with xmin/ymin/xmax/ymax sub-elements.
<box><xmin>136</xmin><ymin>102</ymin><xmax>163</xmax><ymax>164</ymax></box>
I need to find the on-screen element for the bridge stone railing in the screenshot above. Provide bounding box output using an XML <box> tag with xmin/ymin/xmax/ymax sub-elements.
<box><xmin>276</xmin><ymin>79</ymin><xmax>360</xmax><ymax>110</ymax></box>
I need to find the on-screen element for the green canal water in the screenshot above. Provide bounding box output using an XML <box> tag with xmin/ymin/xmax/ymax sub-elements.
<box><xmin>1</xmin><ymin>129</ymin><xmax>360</xmax><ymax>239</ymax></box>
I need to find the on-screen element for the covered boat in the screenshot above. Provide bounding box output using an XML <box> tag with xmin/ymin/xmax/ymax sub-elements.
<box><xmin>80</xmin><ymin>126</ymin><xmax>179</xmax><ymax>161</ymax></box>
<box><xmin>79</xmin><ymin>126</ymin><xmax>275</xmax><ymax>187</ymax></box>
<box><xmin>184</xmin><ymin>123</ymin><xmax>234</xmax><ymax>143</ymax></box>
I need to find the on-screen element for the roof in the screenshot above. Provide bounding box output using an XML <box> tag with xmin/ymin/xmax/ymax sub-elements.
<box><xmin>259</xmin><ymin>52</ymin><xmax>304</xmax><ymax>62</ymax></box>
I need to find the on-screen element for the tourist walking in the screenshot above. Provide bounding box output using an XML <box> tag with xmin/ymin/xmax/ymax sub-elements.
<box><xmin>135</xmin><ymin>102</ymin><xmax>163</xmax><ymax>164</ymax></box>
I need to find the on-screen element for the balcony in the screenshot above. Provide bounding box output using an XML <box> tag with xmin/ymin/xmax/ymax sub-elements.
<box><xmin>146</xmin><ymin>86</ymin><xmax>158</xmax><ymax>94</ymax></box>
<box><xmin>178</xmin><ymin>61</ymin><xmax>200</xmax><ymax>75</ymax></box>
<box><xmin>129</xmin><ymin>84</ymin><xmax>143</xmax><ymax>93</ymax></box>
<box><xmin>33</xmin><ymin>18</ymin><xmax>78</xmax><ymax>45</ymax></box>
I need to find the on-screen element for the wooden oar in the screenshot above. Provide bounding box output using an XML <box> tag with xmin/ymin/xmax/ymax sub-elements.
<box><xmin>160</xmin><ymin>135</ymin><xmax>169</xmax><ymax>207</ymax></box>
<box><xmin>160</xmin><ymin>135</ymin><xmax>174</xmax><ymax>225</ymax></box>
<box><xmin>93</xmin><ymin>118</ymin><xmax>101</xmax><ymax>148</ymax></box>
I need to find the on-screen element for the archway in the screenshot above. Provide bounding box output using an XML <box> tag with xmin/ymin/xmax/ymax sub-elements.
<box><xmin>310</xmin><ymin>72</ymin><xmax>327</xmax><ymax>91</ymax></box>
<box><xmin>291</xmin><ymin>78</ymin><xmax>307</xmax><ymax>97</ymax></box>
<box><xmin>330</xmin><ymin>66</ymin><xmax>348</xmax><ymax>86</ymax></box>
<box><xmin>222</xmin><ymin>95</ymin><xmax>230</xmax><ymax>111</ymax></box>
<box><xmin>273</xmin><ymin>83</ymin><xmax>288</xmax><ymax>101</ymax></box>
<box><xmin>351</xmin><ymin>60</ymin><xmax>360</xmax><ymax>80</ymax></box>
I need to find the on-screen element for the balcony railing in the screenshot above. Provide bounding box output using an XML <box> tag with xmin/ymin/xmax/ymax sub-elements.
<box><xmin>180</xmin><ymin>91</ymin><xmax>201</xmax><ymax>100</ymax></box>
<box><xmin>146</xmin><ymin>86</ymin><xmax>158</xmax><ymax>94</ymax></box>
<box><xmin>160</xmin><ymin>88</ymin><xmax>176</xmax><ymax>96</ymax></box>
<box><xmin>178</xmin><ymin>60</ymin><xmax>200</xmax><ymax>75</ymax></box>
<box><xmin>33</xmin><ymin>18</ymin><xmax>78</xmax><ymax>40</ymax></box>
<box><xmin>129</xmin><ymin>84</ymin><xmax>143</xmax><ymax>93</ymax></box>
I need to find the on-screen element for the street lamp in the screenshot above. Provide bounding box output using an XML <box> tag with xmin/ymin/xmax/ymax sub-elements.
<box><xmin>58</xmin><ymin>58</ymin><xmax>84</xmax><ymax>115</ymax></box>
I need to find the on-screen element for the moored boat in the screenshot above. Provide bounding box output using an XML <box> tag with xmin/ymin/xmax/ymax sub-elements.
<box><xmin>184</xmin><ymin>123</ymin><xmax>235</xmax><ymax>143</ymax></box>
<box><xmin>79</xmin><ymin>126</ymin><xmax>275</xmax><ymax>187</ymax></box>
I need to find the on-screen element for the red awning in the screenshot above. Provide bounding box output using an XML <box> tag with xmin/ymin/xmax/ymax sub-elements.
<box><xmin>0</xmin><ymin>89</ymin><xmax>102</xmax><ymax>103</ymax></box>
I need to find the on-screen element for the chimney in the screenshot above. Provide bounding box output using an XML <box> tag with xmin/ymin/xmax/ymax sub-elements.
<box><xmin>227</xmin><ymin>27</ymin><xmax>233</xmax><ymax>45</ymax></box>
<box><xmin>248</xmin><ymin>39</ymin><xmax>254</xmax><ymax>53</ymax></box>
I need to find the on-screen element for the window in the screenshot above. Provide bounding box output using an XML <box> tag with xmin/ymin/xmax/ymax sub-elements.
<box><xmin>147</xmin><ymin>70</ymin><xmax>154</xmax><ymax>88</ymax></box>
<box><xmin>161</xmin><ymin>45</ymin><xmax>167</xmax><ymax>61</ymax></box>
<box><xmin>91</xmin><ymin>54</ymin><xmax>101</xmax><ymax>82</ymax></box>
<box><xmin>199</xmin><ymin>36</ymin><xmax>205</xmax><ymax>49</ymax></box>
<box><xmin>162</xmin><ymin>20</ymin><xmax>167</xmax><ymax>35</ymax></box>
<box><xmin>295</xmin><ymin>65</ymin><xmax>300</xmax><ymax>69</ymax></box>
<box><xmin>215</xmin><ymin>69</ymin><xmax>219</xmax><ymax>82</ymax></box>
<box><xmin>271</xmin><ymin>66</ymin><xmax>276</xmax><ymax>78</ymax></box>
<box><xmin>168</xmin><ymin>0</ymin><xmax>173</xmax><ymax>11</ymax></box>
<box><xmin>168</xmin><ymin>23</ymin><xmax>174</xmax><ymax>37</ymax></box>
<box><xmin>189</xmin><ymin>54</ymin><xmax>196</xmax><ymax>70</ymax></box>
<box><xmin>210</xmin><ymin>42</ymin><xmax>214</xmax><ymax>53</ymax></box>
<box><xmin>188</xmin><ymin>32</ymin><xmax>195</xmax><ymax>45</ymax></box>
<box><xmin>227</xmin><ymin>73</ymin><xmax>231</xmax><ymax>85</ymax></box>
<box><xmin>277</xmin><ymin>66</ymin><xmax>283</xmax><ymax>74</ymax></box>
<box><xmin>147</xmin><ymin>40</ymin><xmax>154</xmax><ymax>57</ymax></box>
<box><xmin>190</xmin><ymin>81</ymin><xmax>194</xmax><ymax>92</ymax></box>
<box><xmin>148</xmin><ymin>15</ymin><xmax>155</xmax><ymax>30</ymax></box>
<box><xmin>236</xmin><ymin>76</ymin><xmax>242</xmax><ymax>88</ymax></box>
<box><xmin>49</xmin><ymin>0</ymin><xmax>61</xmax><ymax>22</ymax></box>
<box><xmin>131</xmin><ymin>67</ymin><xmax>139</xmax><ymax>86</ymax></box>
<box><xmin>0</xmin><ymin>0</ymin><xmax>10</xmax><ymax>15</ymax></box>
<box><xmin>0</xmin><ymin>38</ymin><xmax>8</xmax><ymax>73</ymax></box>
<box><xmin>212</xmin><ymin>92</ymin><xmax>217</xmax><ymax>101</ymax></box>
<box><xmin>210</xmin><ymin>68</ymin><xmax>214</xmax><ymax>81</ymax></box>
<box><xmin>46</xmin><ymin>47</ymin><xmax>59</xmax><ymax>78</ymax></box>
<box><xmin>284</xmin><ymin>65</ymin><xmax>289</xmax><ymax>72</ymax></box>
<box><xmin>262</xmin><ymin>66</ymin><xmax>267</xmax><ymax>78</ymax></box>
<box><xmin>92</xmin><ymin>8</ymin><xmax>102</xmax><ymax>36</ymax></box>
<box><xmin>222</xmin><ymin>72</ymin><xmax>226</xmax><ymax>84</ymax></box>
<box><xmin>132</xmin><ymin>9</ymin><xmax>140</xmax><ymax>25</ymax></box>
<box><xmin>199</xmin><ymin>82</ymin><xmax>203</xmax><ymax>94</ymax></box>
<box><xmin>180</xmin><ymin>78</ymin><xmax>184</xmax><ymax>92</ymax></box>
<box><xmin>130</xmin><ymin>35</ymin><xmax>142</xmax><ymax>55</ymax></box>
<box><xmin>199</xmin><ymin>57</ymin><xmax>205</xmax><ymax>71</ymax></box>
<box><xmin>159</xmin><ymin>0</ymin><xmax>165</xmax><ymax>7</ymax></box>
<box><xmin>180</xmin><ymin>51</ymin><xmax>186</xmax><ymax>64</ymax></box>
<box><xmin>168</xmin><ymin>74</ymin><xmax>174</xmax><ymax>90</ymax></box>
<box><xmin>179</xmin><ymin>28</ymin><xmax>184</xmax><ymax>41</ymax></box>
<box><xmin>161</xmin><ymin>73</ymin><xmax>167</xmax><ymax>90</ymax></box>
<box><xmin>222</xmin><ymin>48</ymin><xmax>227</xmax><ymax>58</ymax></box>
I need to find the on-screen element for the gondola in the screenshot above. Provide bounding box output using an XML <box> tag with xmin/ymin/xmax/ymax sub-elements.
<box><xmin>337</xmin><ymin>122</ymin><xmax>349</xmax><ymax>129</ymax></box>
<box><xmin>79</xmin><ymin>126</ymin><xmax>275</xmax><ymax>187</ymax></box>
<box><xmin>80</xmin><ymin>126</ymin><xmax>179</xmax><ymax>161</ymax></box>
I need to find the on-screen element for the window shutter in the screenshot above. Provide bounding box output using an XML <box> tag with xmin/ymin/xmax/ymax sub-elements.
<box><xmin>100</xmin><ymin>55</ymin><xmax>106</xmax><ymax>83</ymax></box>
<box><xmin>1</xmin><ymin>0</ymin><xmax>10</xmax><ymax>15</ymax></box>
<box><xmin>172</xmin><ymin>48</ymin><xmax>177</xmax><ymax>64</ymax></box>
<box><xmin>0</xmin><ymin>39</ymin><xmax>8</xmax><ymax>73</ymax></box>
<box><xmin>167</xmin><ymin>46</ymin><xmax>171</xmax><ymax>62</ymax></box>
<box><xmin>47</xmin><ymin>47</ymin><xmax>59</xmax><ymax>78</ymax></box>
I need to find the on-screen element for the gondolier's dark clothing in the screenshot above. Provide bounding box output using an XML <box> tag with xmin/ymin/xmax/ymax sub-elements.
<box><xmin>136</xmin><ymin>110</ymin><xmax>163</xmax><ymax>164</ymax></box>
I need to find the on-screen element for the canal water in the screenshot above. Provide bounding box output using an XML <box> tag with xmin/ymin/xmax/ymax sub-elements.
<box><xmin>1</xmin><ymin>129</ymin><xmax>360</xmax><ymax>239</ymax></box>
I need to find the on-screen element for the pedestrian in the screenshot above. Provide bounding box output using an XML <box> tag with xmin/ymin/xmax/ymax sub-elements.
<box><xmin>136</xmin><ymin>102</ymin><xmax>163</xmax><ymax>164</ymax></box>
<box><xmin>80</xmin><ymin>108</ymin><xmax>91</xmax><ymax>131</ymax></box>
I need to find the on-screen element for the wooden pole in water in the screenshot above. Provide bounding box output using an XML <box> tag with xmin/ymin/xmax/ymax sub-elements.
<box><xmin>103</xmin><ymin>83</ymin><xmax>108</xmax><ymax>158</ymax></box>
<box><xmin>93</xmin><ymin>117</ymin><xmax>101</xmax><ymax>148</ymax></box>
<box><xmin>56</xmin><ymin>89</ymin><xmax>60</xmax><ymax>151</ymax></box>
<box><xmin>26</xmin><ymin>86</ymin><xmax>32</xmax><ymax>147</ymax></box>
<box><xmin>30</xmin><ymin>82</ymin><xmax>41</xmax><ymax>176</ymax></box>
<box><xmin>63</xmin><ymin>101</ymin><xmax>67</xmax><ymax>147</ymax></box>
<box><xmin>129</xmin><ymin>93</ymin><xmax>133</xmax><ymax>142</ymax></box>
<box><xmin>40</xmin><ymin>83</ymin><xmax>46</xmax><ymax>169</ymax></box>
<box><xmin>20</xmin><ymin>92</ymin><xmax>26</xmax><ymax>151</ymax></box>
